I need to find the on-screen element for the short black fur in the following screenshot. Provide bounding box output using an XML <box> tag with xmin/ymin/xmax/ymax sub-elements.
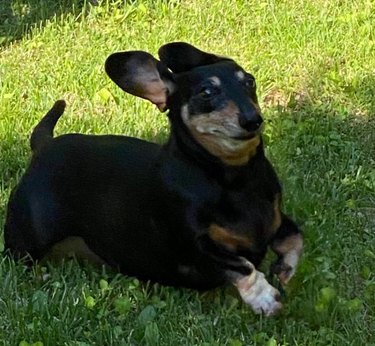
<box><xmin>4</xmin><ymin>43</ymin><xmax>302</xmax><ymax>300</ymax></box>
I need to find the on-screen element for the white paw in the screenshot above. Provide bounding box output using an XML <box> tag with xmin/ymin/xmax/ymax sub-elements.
<box><xmin>235</xmin><ymin>270</ymin><xmax>282</xmax><ymax>316</ymax></box>
<box><xmin>272</xmin><ymin>250</ymin><xmax>300</xmax><ymax>285</ymax></box>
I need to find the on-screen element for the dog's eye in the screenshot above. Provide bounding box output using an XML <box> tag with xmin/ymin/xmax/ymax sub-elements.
<box><xmin>198</xmin><ymin>85</ymin><xmax>219</xmax><ymax>99</ymax></box>
<box><xmin>244</xmin><ymin>75</ymin><xmax>256</xmax><ymax>89</ymax></box>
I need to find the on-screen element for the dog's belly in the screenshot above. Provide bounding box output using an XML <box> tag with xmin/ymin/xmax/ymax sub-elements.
<box><xmin>44</xmin><ymin>234</ymin><xmax>225</xmax><ymax>289</ymax></box>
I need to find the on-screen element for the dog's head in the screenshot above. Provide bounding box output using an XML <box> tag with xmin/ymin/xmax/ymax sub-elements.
<box><xmin>105</xmin><ymin>42</ymin><xmax>263</xmax><ymax>165</ymax></box>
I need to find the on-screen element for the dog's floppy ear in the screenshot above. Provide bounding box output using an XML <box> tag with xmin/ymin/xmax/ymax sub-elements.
<box><xmin>158</xmin><ymin>42</ymin><xmax>229</xmax><ymax>73</ymax></box>
<box><xmin>105</xmin><ymin>51</ymin><xmax>174</xmax><ymax>112</ymax></box>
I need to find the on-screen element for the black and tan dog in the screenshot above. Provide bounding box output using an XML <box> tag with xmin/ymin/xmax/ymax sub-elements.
<box><xmin>4</xmin><ymin>42</ymin><xmax>302</xmax><ymax>316</ymax></box>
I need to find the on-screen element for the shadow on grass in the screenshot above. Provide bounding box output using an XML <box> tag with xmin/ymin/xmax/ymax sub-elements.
<box><xmin>344</xmin><ymin>72</ymin><xmax>375</xmax><ymax>117</ymax></box>
<box><xmin>0</xmin><ymin>134</ymin><xmax>28</xmax><ymax>190</ymax></box>
<box><xmin>262</xmin><ymin>89</ymin><xmax>375</xmax><ymax>327</ymax></box>
<box><xmin>0</xmin><ymin>0</ymin><xmax>96</xmax><ymax>47</ymax></box>
<box><xmin>262</xmin><ymin>77</ymin><xmax>375</xmax><ymax>229</ymax></box>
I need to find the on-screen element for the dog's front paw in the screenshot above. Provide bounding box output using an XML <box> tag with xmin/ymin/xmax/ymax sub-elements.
<box><xmin>271</xmin><ymin>259</ymin><xmax>294</xmax><ymax>285</ymax></box>
<box><xmin>271</xmin><ymin>233</ymin><xmax>303</xmax><ymax>286</ymax></box>
<box><xmin>235</xmin><ymin>270</ymin><xmax>282</xmax><ymax>316</ymax></box>
<box><xmin>271</xmin><ymin>248</ymin><xmax>302</xmax><ymax>285</ymax></box>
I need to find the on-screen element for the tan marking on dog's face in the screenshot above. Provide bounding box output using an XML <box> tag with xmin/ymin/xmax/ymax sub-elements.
<box><xmin>236</xmin><ymin>70</ymin><xmax>245</xmax><ymax>81</ymax></box>
<box><xmin>209</xmin><ymin>76</ymin><xmax>221</xmax><ymax>86</ymax></box>
<box><xmin>182</xmin><ymin>103</ymin><xmax>261</xmax><ymax>166</ymax></box>
<box><xmin>270</xmin><ymin>193</ymin><xmax>282</xmax><ymax>233</ymax></box>
<box><xmin>208</xmin><ymin>224</ymin><xmax>252</xmax><ymax>251</ymax></box>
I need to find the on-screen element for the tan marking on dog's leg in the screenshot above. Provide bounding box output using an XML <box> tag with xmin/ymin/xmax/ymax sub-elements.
<box><xmin>229</xmin><ymin>260</ymin><xmax>282</xmax><ymax>316</ymax></box>
<box><xmin>43</xmin><ymin>236</ymin><xmax>108</xmax><ymax>268</ymax></box>
<box><xmin>208</xmin><ymin>224</ymin><xmax>252</xmax><ymax>251</ymax></box>
<box><xmin>271</xmin><ymin>233</ymin><xmax>303</xmax><ymax>285</ymax></box>
<box><xmin>270</xmin><ymin>193</ymin><xmax>282</xmax><ymax>233</ymax></box>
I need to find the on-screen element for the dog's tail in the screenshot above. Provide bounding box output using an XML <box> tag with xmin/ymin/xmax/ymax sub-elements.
<box><xmin>30</xmin><ymin>100</ymin><xmax>66</xmax><ymax>152</ymax></box>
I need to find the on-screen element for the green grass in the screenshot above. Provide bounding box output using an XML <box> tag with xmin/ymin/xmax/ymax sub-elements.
<box><xmin>1</xmin><ymin>0</ymin><xmax>375</xmax><ymax>345</ymax></box>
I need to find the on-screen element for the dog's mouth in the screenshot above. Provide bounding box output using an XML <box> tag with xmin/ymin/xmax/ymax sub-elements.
<box><xmin>230</xmin><ymin>122</ymin><xmax>264</xmax><ymax>141</ymax></box>
<box><xmin>230</xmin><ymin>132</ymin><xmax>257</xmax><ymax>140</ymax></box>
<box><xmin>210</xmin><ymin>129</ymin><xmax>259</xmax><ymax>141</ymax></box>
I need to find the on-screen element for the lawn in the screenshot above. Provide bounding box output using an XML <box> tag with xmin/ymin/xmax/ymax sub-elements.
<box><xmin>0</xmin><ymin>0</ymin><xmax>374</xmax><ymax>345</ymax></box>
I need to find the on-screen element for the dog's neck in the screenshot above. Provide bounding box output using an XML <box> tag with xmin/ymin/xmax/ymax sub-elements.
<box><xmin>165</xmin><ymin>114</ymin><xmax>264</xmax><ymax>187</ymax></box>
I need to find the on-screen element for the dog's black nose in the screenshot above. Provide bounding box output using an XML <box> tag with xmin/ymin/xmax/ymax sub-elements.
<box><xmin>239</xmin><ymin>111</ymin><xmax>263</xmax><ymax>132</ymax></box>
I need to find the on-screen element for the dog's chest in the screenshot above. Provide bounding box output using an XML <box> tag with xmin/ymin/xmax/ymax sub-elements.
<box><xmin>209</xmin><ymin>189</ymin><xmax>276</xmax><ymax>246</ymax></box>
<box><xmin>159</xmin><ymin>158</ymin><xmax>279</xmax><ymax>248</ymax></box>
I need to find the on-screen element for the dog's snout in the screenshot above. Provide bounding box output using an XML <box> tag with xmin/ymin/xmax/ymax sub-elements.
<box><xmin>239</xmin><ymin>109</ymin><xmax>263</xmax><ymax>132</ymax></box>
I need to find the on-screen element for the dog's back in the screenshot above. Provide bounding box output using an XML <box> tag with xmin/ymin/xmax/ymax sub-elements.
<box><xmin>5</xmin><ymin>103</ymin><xmax>162</xmax><ymax>268</ymax></box>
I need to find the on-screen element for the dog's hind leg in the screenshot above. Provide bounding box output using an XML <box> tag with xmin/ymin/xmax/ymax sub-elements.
<box><xmin>270</xmin><ymin>214</ymin><xmax>303</xmax><ymax>285</ymax></box>
<box><xmin>4</xmin><ymin>185</ymin><xmax>67</xmax><ymax>263</ymax></box>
